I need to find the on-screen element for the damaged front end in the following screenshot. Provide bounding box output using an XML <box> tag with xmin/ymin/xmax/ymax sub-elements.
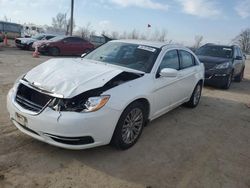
<box><xmin>15</xmin><ymin>72</ymin><xmax>143</xmax><ymax>114</ymax></box>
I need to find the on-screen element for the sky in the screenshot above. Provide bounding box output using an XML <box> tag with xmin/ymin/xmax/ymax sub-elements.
<box><xmin>0</xmin><ymin>0</ymin><xmax>249</xmax><ymax>45</ymax></box>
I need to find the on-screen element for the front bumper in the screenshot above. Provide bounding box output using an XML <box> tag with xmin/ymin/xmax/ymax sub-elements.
<box><xmin>204</xmin><ymin>69</ymin><xmax>231</xmax><ymax>87</ymax></box>
<box><xmin>15</xmin><ymin>42</ymin><xmax>27</xmax><ymax>48</ymax></box>
<box><xmin>38</xmin><ymin>45</ymin><xmax>49</xmax><ymax>53</ymax></box>
<box><xmin>7</xmin><ymin>88</ymin><xmax>121</xmax><ymax>150</ymax></box>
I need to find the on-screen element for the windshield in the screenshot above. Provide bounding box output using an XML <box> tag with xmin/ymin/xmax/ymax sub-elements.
<box><xmin>196</xmin><ymin>45</ymin><xmax>233</xmax><ymax>58</ymax></box>
<box><xmin>32</xmin><ymin>34</ymin><xmax>45</xmax><ymax>40</ymax></box>
<box><xmin>48</xmin><ymin>36</ymin><xmax>65</xmax><ymax>42</ymax></box>
<box><xmin>84</xmin><ymin>42</ymin><xmax>160</xmax><ymax>73</ymax></box>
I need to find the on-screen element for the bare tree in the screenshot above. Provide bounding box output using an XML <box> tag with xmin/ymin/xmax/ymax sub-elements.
<box><xmin>158</xmin><ymin>29</ymin><xmax>168</xmax><ymax>42</ymax></box>
<box><xmin>111</xmin><ymin>31</ymin><xmax>119</xmax><ymax>39</ymax></box>
<box><xmin>233</xmin><ymin>28</ymin><xmax>250</xmax><ymax>54</ymax></box>
<box><xmin>76</xmin><ymin>23</ymin><xmax>94</xmax><ymax>40</ymax></box>
<box><xmin>151</xmin><ymin>29</ymin><xmax>159</xmax><ymax>41</ymax></box>
<box><xmin>193</xmin><ymin>35</ymin><xmax>203</xmax><ymax>49</ymax></box>
<box><xmin>66</xmin><ymin>19</ymin><xmax>76</xmax><ymax>35</ymax></box>
<box><xmin>3</xmin><ymin>15</ymin><xmax>9</xmax><ymax>22</ymax></box>
<box><xmin>52</xmin><ymin>13</ymin><xmax>67</xmax><ymax>30</ymax></box>
<box><xmin>120</xmin><ymin>31</ymin><xmax>128</xmax><ymax>39</ymax></box>
<box><xmin>128</xmin><ymin>29</ymin><xmax>139</xmax><ymax>39</ymax></box>
<box><xmin>140</xmin><ymin>33</ymin><xmax>147</xmax><ymax>40</ymax></box>
<box><xmin>101</xmin><ymin>30</ymin><xmax>106</xmax><ymax>36</ymax></box>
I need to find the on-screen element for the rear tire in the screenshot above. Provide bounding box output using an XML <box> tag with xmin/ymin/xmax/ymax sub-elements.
<box><xmin>234</xmin><ymin>68</ymin><xmax>244</xmax><ymax>82</ymax></box>
<box><xmin>111</xmin><ymin>102</ymin><xmax>146</xmax><ymax>150</ymax></box>
<box><xmin>184</xmin><ymin>83</ymin><xmax>202</xmax><ymax>108</ymax></box>
<box><xmin>49</xmin><ymin>47</ymin><xmax>60</xmax><ymax>56</ymax></box>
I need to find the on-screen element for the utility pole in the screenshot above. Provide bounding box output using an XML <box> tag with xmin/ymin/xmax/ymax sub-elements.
<box><xmin>70</xmin><ymin>0</ymin><xmax>74</xmax><ymax>36</ymax></box>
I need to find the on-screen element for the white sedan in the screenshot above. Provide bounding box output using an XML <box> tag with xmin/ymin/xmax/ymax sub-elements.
<box><xmin>7</xmin><ymin>40</ymin><xmax>204</xmax><ymax>150</ymax></box>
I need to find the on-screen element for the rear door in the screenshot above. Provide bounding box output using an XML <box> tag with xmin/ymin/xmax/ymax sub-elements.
<box><xmin>60</xmin><ymin>37</ymin><xmax>74</xmax><ymax>55</ymax></box>
<box><xmin>77</xmin><ymin>38</ymin><xmax>90</xmax><ymax>54</ymax></box>
<box><xmin>178</xmin><ymin>50</ymin><xmax>198</xmax><ymax>100</ymax></box>
<box><xmin>69</xmin><ymin>37</ymin><xmax>87</xmax><ymax>55</ymax></box>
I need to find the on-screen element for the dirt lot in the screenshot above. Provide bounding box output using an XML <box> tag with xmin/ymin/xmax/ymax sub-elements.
<box><xmin>0</xmin><ymin>46</ymin><xmax>250</xmax><ymax>188</ymax></box>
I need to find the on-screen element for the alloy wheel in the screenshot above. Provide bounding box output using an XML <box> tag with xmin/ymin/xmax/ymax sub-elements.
<box><xmin>227</xmin><ymin>73</ymin><xmax>232</xmax><ymax>88</ymax></box>
<box><xmin>193</xmin><ymin>84</ymin><xmax>201</xmax><ymax>105</ymax></box>
<box><xmin>121</xmin><ymin>108</ymin><xmax>143</xmax><ymax>144</ymax></box>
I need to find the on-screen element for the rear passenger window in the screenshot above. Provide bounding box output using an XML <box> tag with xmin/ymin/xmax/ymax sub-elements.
<box><xmin>159</xmin><ymin>50</ymin><xmax>179</xmax><ymax>71</ymax></box>
<box><xmin>179</xmin><ymin>50</ymin><xmax>195</xmax><ymax>69</ymax></box>
<box><xmin>64</xmin><ymin>37</ymin><xmax>82</xmax><ymax>43</ymax></box>
<box><xmin>46</xmin><ymin>36</ymin><xmax>54</xmax><ymax>40</ymax></box>
<box><xmin>237</xmin><ymin>48</ymin><xmax>243</xmax><ymax>57</ymax></box>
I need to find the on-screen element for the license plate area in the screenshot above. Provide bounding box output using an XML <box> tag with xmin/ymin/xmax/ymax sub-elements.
<box><xmin>15</xmin><ymin>112</ymin><xmax>27</xmax><ymax>126</ymax></box>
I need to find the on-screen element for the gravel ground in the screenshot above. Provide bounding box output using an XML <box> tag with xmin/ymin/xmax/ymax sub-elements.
<box><xmin>0</xmin><ymin>47</ymin><xmax>250</xmax><ymax>188</ymax></box>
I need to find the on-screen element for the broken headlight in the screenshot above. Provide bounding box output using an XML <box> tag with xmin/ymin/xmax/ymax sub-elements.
<box><xmin>50</xmin><ymin>95</ymin><xmax>110</xmax><ymax>113</ymax></box>
<box><xmin>13</xmin><ymin>74</ymin><xmax>25</xmax><ymax>92</ymax></box>
<box><xmin>84</xmin><ymin>96</ymin><xmax>110</xmax><ymax>112</ymax></box>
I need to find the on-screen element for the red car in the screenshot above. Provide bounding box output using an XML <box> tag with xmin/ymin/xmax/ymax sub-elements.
<box><xmin>39</xmin><ymin>36</ymin><xmax>94</xmax><ymax>56</ymax></box>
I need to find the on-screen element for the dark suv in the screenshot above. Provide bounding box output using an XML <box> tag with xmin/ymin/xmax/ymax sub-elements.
<box><xmin>196</xmin><ymin>44</ymin><xmax>245</xmax><ymax>89</ymax></box>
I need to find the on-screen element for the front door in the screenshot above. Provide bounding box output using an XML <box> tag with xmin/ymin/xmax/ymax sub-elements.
<box><xmin>152</xmin><ymin>50</ymin><xmax>183</xmax><ymax>118</ymax></box>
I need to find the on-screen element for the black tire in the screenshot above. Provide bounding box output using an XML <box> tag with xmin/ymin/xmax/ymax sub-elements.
<box><xmin>221</xmin><ymin>72</ymin><xmax>233</xmax><ymax>89</ymax></box>
<box><xmin>111</xmin><ymin>102</ymin><xmax>146</xmax><ymax>150</ymax></box>
<box><xmin>234</xmin><ymin>68</ymin><xmax>244</xmax><ymax>82</ymax></box>
<box><xmin>49</xmin><ymin>47</ymin><xmax>60</xmax><ymax>56</ymax></box>
<box><xmin>184</xmin><ymin>82</ymin><xmax>202</xmax><ymax>108</ymax></box>
<box><xmin>28</xmin><ymin>43</ymin><xmax>33</xmax><ymax>51</ymax></box>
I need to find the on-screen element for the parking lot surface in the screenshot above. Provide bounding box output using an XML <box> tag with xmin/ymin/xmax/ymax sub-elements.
<box><xmin>0</xmin><ymin>47</ymin><xmax>250</xmax><ymax>188</ymax></box>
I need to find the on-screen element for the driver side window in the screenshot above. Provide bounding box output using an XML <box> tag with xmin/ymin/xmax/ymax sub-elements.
<box><xmin>159</xmin><ymin>50</ymin><xmax>180</xmax><ymax>71</ymax></box>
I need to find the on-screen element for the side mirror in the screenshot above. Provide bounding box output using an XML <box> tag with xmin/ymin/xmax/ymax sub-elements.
<box><xmin>81</xmin><ymin>53</ymin><xmax>87</xmax><ymax>58</ymax></box>
<box><xmin>235</xmin><ymin>56</ymin><xmax>242</xmax><ymax>60</ymax></box>
<box><xmin>160</xmin><ymin>68</ymin><xmax>178</xmax><ymax>77</ymax></box>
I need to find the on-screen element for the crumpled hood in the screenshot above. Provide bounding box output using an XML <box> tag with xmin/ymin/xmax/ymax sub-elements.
<box><xmin>24</xmin><ymin>58</ymin><xmax>123</xmax><ymax>98</ymax></box>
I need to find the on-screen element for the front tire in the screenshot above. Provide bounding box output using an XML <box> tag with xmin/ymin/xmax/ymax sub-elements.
<box><xmin>111</xmin><ymin>102</ymin><xmax>146</xmax><ymax>150</ymax></box>
<box><xmin>184</xmin><ymin>83</ymin><xmax>202</xmax><ymax>108</ymax></box>
<box><xmin>49</xmin><ymin>47</ymin><xmax>60</xmax><ymax>56</ymax></box>
<box><xmin>221</xmin><ymin>72</ymin><xmax>233</xmax><ymax>89</ymax></box>
<box><xmin>28</xmin><ymin>43</ymin><xmax>33</xmax><ymax>51</ymax></box>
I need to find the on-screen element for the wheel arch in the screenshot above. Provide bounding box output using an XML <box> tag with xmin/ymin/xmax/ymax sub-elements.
<box><xmin>116</xmin><ymin>97</ymin><xmax>151</xmax><ymax>126</ymax></box>
<box><xmin>132</xmin><ymin>98</ymin><xmax>150</xmax><ymax>121</ymax></box>
<box><xmin>110</xmin><ymin>97</ymin><xmax>150</xmax><ymax>148</ymax></box>
<box><xmin>49</xmin><ymin>46</ymin><xmax>60</xmax><ymax>56</ymax></box>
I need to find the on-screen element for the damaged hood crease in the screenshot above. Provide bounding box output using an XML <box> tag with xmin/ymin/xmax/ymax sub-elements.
<box><xmin>23</xmin><ymin>58</ymin><xmax>141</xmax><ymax>98</ymax></box>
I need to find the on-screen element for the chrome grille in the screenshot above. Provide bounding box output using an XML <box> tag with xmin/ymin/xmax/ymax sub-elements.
<box><xmin>15</xmin><ymin>39</ymin><xmax>21</xmax><ymax>44</ymax></box>
<box><xmin>15</xmin><ymin>83</ymin><xmax>53</xmax><ymax>113</ymax></box>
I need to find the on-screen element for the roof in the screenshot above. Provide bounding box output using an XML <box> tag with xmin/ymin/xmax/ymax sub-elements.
<box><xmin>111</xmin><ymin>39</ymin><xmax>183</xmax><ymax>49</ymax></box>
<box><xmin>204</xmin><ymin>43</ymin><xmax>237</xmax><ymax>48</ymax></box>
